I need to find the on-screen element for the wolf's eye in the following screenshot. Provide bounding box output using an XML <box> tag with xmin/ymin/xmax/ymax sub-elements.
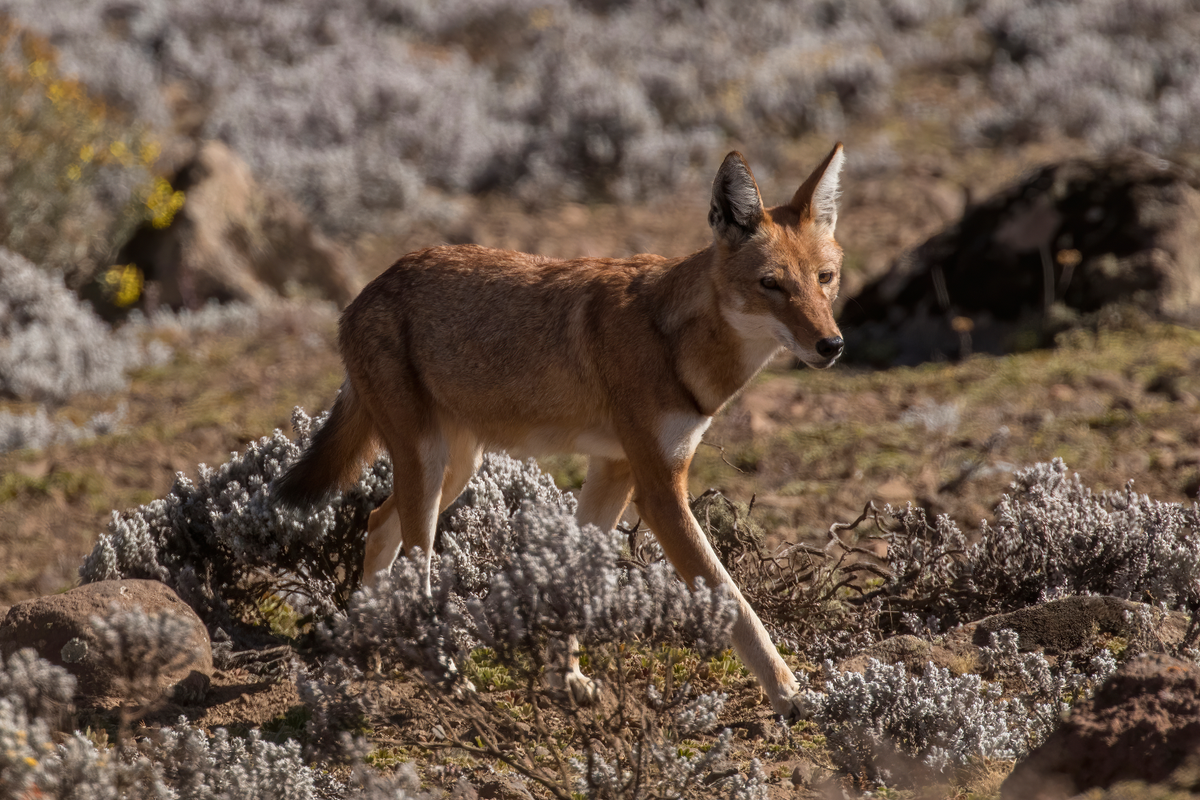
<box><xmin>760</xmin><ymin>276</ymin><xmax>780</xmax><ymax>290</ymax></box>
<box><xmin>818</xmin><ymin>271</ymin><xmax>834</xmax><ymax>285</ymax></box>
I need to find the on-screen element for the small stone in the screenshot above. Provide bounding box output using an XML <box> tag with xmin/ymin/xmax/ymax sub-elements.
<box><xmin>1049</xmin><ymin>384</ymin><xmax>1075</xmax><ymax>402</ymax></box>
<box><xmin>60</xmin><ymin>637</ymin><xmax>88</xmax><ymax>664</ymax></box>
<box><xmin>791</xmin><ymin>760</ymin><xmax>815</xmax><ymax>787</ymax></box>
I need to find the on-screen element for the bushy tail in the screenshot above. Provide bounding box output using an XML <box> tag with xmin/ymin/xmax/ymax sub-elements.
<box><xmin>274</xmin><ymin>383</ymin><xmax>376</xmax><ymax>508</ymax></box>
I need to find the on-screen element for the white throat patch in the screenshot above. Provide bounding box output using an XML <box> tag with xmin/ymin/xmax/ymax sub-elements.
<box><xmin>721</xmin><ymin>304</ymin><xmax>787</xmax><ymax>374</ymax></box>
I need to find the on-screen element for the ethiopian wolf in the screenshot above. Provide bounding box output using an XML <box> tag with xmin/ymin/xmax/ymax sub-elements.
<box><xmin>274</xmin><ymin>144</ymin><xmax>847</xmax><ymax>717</ymax></box>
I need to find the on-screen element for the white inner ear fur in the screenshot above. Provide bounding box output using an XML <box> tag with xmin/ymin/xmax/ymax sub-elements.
<box><xmin>724</xmin><ymin>174</ymin><xmax>762</xmax><ymax>224</ymax></box>
<box><xmin>713</xmin><ymin>156</ymin><xmax>764</xmax><ymax>231</ymax></box>
<box><xmin>812</xmin><ymin>147</ymin><xmax>844</xmax><ymax>231</ymax></box>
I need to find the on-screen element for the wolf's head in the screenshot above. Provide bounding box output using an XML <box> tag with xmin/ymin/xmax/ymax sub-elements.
<box><xmin>708</xmin><ymin>144</ymin><xmax>845</xmax><ymax>369</ymax></box>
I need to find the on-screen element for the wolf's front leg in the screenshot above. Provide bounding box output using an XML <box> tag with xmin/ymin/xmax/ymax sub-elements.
<box><xmin>627</xmin><ymin>441</ymin><xmax>804</xmax><ymax>718</ymax></box>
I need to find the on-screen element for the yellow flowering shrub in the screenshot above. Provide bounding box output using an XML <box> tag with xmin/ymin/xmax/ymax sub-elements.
<box><xmin>0</xmin><ymin>16</ymin><xmax>182</xmax><ymax>299</ymax></box>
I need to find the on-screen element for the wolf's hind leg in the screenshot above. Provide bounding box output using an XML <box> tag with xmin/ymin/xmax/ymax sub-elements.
<box><xmin>546</xmin><ymin>458</ymin><xmax>636</xmax><ymax>704</ymax></box>
<box><xmin>362</xmin><ymin>429</ymin><xmax>480</xmax><ymax>591</ymax></box>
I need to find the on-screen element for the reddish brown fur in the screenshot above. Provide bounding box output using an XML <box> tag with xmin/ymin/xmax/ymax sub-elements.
<box><xmin>276</xmin><ymin>145</ymin><xmax>847</xmax><ymax>717</ymax></box>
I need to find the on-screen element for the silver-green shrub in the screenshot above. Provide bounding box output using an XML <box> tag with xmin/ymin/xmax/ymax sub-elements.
<box><xmin>0</xmin><ymin>643</ymin><xmax>428</xmax><ymax>800</ymax></box>
<box><xmin>0</xmin><ymin>248</ymin><xmax>278</xmax><ymax>455</ymax></box>
<box><xmin>440</xmin><ymin>452</ymin><xmax>577</xmax><ymax>595</ymax></box>
<box><xmin>804</xmin><ymin>639</ymin><xmax>1136</xmax><ymax>785</ymax></box>
<box><xmin>326</xmin><ymin>502</ymin><xmax>738</xmax><ymax>678</ymax></box>
<box><xmin>0</xmin><ymin>648</ymin><xmax>76</xmax><ymax>728</ymax></box>
<box><xmin>580</xmin><ymin>723</ymin><xmax>768</xmax><ymax>800</ymax></box>
<box><xmin>805</xmin><ymin>658</ymin><xmax>1027</xmax><ymax>784</ymax></box>
<box><xmin>467</xmin><ymin>506</ymin><xmax>737</xmax><ymax>662</ymax></box>
<box><xmin>980</xmin><ymin>628</ymin><xmax>1118</xmax><ymax>750</ymax></box>
<box><xmin>79</xmin><ymin>410</ymin><xmax>590</xmax><ymax>638</ymax></box>
<box><xmin>317</xmin><ymin>497</ymin><xmax>751</xmax><ymax>799</ymax></box>
<box><xmin>880</xmin><ymin>459</ymin><xmax>1200</xmax><ymax>628</ymax></box>
<box><xmin>81</xmin><ymin>408</ymin><xmax>392</xmax><ymax>628</ymax></box>
<box><xmin>969</xmin><ymin>0</ymin><xmax>1200</xmax><ymax>154</ymax></box>
<box><xmin>971</xmin><ymin>459</ymin><xmax>1200</xmax><ymax>611</ymax></box>
<box><xmin>141</xmin><ymin>300</ymin><xmax>264</xmax><ymax>338</ymax></box>
<box><xmin>24</xmin><ymin>719</ymin><xmax>359</xmax><ymax>800</ymax></box>
<box><xmin>0</xmin><ymin>0</ymin><xmax>970</xmax><ymax>232</ymax></box>
<box><xmin>0</xmin><ymin>247</ymin><xmax>146</xmax><ymax>405</ymax></box>
<box><xmin>291</xmin><ymin>449</ymin><xmax>753</xmax><ymax>798</ymax></box>
<box><xmin>0</xmin><ymin>404</ymin><xmax>126</xmax><ymax>455</ymax></box>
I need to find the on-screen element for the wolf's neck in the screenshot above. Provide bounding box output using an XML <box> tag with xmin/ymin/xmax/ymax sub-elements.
<box><xmin>648</xmin><ymin>249</ymin><xmax>780</xmax><ymax>415</ymax></box>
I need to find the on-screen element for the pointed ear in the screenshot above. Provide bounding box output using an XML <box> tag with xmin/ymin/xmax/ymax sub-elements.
<box><xmin>709</xmin><ymin>152</ymin><xmax>765</xmax><ymax>246</ymax></box>
<box><xmin>790</xmin><ymin>143</ymin><xmax>844</xmax><ymax>230</ymax></box>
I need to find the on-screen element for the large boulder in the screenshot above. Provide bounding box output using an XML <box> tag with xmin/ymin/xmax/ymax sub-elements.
<box><xmin>0</xmin><ymin>579</ymin><xmax>212</xmax><ymax>705</ymax></box>
<box><xmin>118</xmin><ymin>140</ymin><xmax>359</xmax><ymax>310</ymax></box>
<box><xmin>842</xmin><ymin>150</ymin><xmax>1200</xmax><ymax>364</ymax></box>
<box><xmin>837</xmin><ymin>597</ymin><xmax>1190</xmax><ymax>679</ymax></box>
<box><xmin>949</xmin><ymin>595</ymin><xmax>1192</xmax><ymax>655</ymax></box>
<box><xmin>1002</xmin><ymin>654</ymin><xmax>1200</xmax><ymax>799</ymax></box>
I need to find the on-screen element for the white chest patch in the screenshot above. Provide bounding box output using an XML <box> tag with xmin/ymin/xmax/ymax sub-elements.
<box><xmin>658</xmin><ymin>413</ymin><xmax>712</xmax><ymax>466</ymax></box>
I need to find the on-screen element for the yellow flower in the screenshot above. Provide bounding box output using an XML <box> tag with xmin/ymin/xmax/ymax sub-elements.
<box><xmin>103</xmin><ymin>264</ymin><xmax>144</xmax><ymax>307</ymax></box>
<box><xmin>27</xmin><ymin>59</ymin><xmax>47</xmax><ymax>79</ymax></box>
<box><xmin>145</xmin><ymin>178</ymin><xmax>185</xmax><ymax>229</ymax></box>
<box><xmin>79</xmin><ymin>144</ymin><xmax>94</xmax><ymax>162</ymax></box>
<box><xmin>139</xmin><ymin>140</ymin><xmax>160</xmax><ymax>165</ymax></box>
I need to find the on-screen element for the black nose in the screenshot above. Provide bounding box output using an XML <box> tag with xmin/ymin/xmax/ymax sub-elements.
<box><xmin>816</xmin><ymin>336</ymin><xmax>844</xmax><ymax>359</ymax></box>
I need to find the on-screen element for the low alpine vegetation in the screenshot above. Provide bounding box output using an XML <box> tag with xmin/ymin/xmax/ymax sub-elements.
<box><xmin>68</xmin><ymin>414</ymin><xmax>1200</xmax><ymax>795</ymax></box>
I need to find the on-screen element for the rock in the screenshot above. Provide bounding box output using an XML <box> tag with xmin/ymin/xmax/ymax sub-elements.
<box><xmin>947</xmin><ymin>596</ymin><xmax>1191</xmax><ymax>656</ymax></box>
<box><xmin>838</xmin><ymin>634</ymin><xmax>976</xmax><ymax>677</ymax></box>
<box><xmin>842</xmin><ymin>150</ymin><xmax>1200</xmax><ymax>364</ymax></box>
<box><xmin>839</xmin><ymin>635</ymin><xmax>932</xmax><ymax>674</ymax></box>
<box><xmin>1001</xmin><ymin>654</ymin><xmax>1200</xmax><ymax>799</ymax></box>
<box><xmin>838</xmin><ymin>597</ymin><xmax>1188</xmax><ymax>683</ymax></box>
<box><xmin>0</xmin><ymin>579</ymin><xmax>212</xmax><ymax>705</ymax></box>
<box><xmin>117</xmin><ymin>140</ymin><xmax>359</xmax><ymax>311</ymax></box>
<box><xmin>737</xmin><ymin>717</ymin><xmax>788</xmax><ymax>743</ymax></box>
<box><xmin>790</xmin><ymin>759</ymin><xmax>816</xmax><ymax>787</ymax></box>
<box><xmin>478</xmin><ymin>777</ymin><xmax>535</xmax><ymax>800</ymax></box>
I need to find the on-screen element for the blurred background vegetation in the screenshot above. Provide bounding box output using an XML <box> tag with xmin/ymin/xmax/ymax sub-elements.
<box><xmin>0</xmin><ymin>19</ymin><xmax>179</xmax><ymax>295</ymax></box>
<box><xmin>1</xmin><ymin>0</ymin><xmax>1197</xmax><ymax>298</ymax></box>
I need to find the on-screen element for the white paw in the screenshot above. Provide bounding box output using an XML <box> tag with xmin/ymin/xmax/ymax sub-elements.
<box><xmin>564</xmin><ymin>669</ymin><xmax>600</xmax><ymax>706</ymax></box>
<box><xmin>772</xmin><ymin>690</ymin><xmax>815</xmax><ymax>721</ymax></box>
<box><xmin>545</xmin><ymin>666</ymin><xmax>600</xmax><ymax>705</ymax></box>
